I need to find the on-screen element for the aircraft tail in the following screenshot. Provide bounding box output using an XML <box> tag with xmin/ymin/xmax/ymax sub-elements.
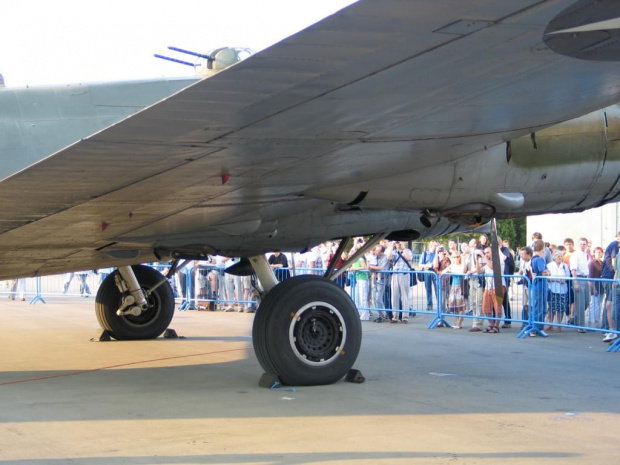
<box><xmin>0</xmin><ymin>73</ymin><xmax>4</xmax><ymax>88</ymax></box>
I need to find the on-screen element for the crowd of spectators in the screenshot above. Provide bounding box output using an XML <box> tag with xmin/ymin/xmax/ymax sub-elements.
<box><xmin>5</xmin><ymin>231</ymin><xmax>619</xmax><ymax>345</ymax></box>
<box><xmin>196</xmin><ymin>231</ymin><xmax>620</xmax><ymax>342</ymax></box>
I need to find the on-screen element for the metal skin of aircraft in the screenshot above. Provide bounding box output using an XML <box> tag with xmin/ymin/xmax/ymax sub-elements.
<box><xmin>1</xmin><ymin>0</ymin><xmax>620</xmax><ymax>386</ymax></box>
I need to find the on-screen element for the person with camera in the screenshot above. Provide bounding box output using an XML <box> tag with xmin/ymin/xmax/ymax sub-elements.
<box><xmin>386</xmin><ymin>241</ymin><xmax>413</xmax><ymax>323</ymax></box>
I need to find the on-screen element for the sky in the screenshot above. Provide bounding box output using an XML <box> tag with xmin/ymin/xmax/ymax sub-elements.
<box><xmin>0</xmin><ymin>0</ymin><xmax>357</xmax><ymax>88</ymax></box>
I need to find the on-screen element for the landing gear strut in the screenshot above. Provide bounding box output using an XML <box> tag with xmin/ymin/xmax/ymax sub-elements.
<box><xmin>95</xmin><ymin>265</ymin><xmax>175</xmax><ymax>340</ymax></box>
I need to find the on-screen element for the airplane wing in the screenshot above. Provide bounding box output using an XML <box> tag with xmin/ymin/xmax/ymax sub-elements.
<box><xmin>2</xmin><ymin>0</ymin><xmax>620</xmax><ymax>279</ymax></box>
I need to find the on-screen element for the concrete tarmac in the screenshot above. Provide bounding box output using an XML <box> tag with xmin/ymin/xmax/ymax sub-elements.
<box><xmin>0</xmin><ymin>298</ymin><xmax>619</xmax><ymax>464</ymax></box>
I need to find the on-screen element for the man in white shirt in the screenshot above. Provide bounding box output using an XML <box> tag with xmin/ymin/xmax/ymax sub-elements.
<box><xmin>570</xmin><ymin>237</ymin><xmax>591</xmax><ymax>331</ymax></box>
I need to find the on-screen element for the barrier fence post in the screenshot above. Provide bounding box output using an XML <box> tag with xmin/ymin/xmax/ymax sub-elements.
<box><xmin>428</xmin><ymin>273</ymin><xmax>447</xmax><ymax>328</ymax></box>
<box><xmin>517</xmin><ymin>275</ymin><xmax>547</xmax><ymax>337</ymax></box>
<box><xmin>178</xmin><ymin>265</ymin><xmax>189</xmax><ymax>311</ymax></box>
<box><xmin>607</xmin><ymin>283</ymin><xmax>620</xmax><ymax>352</ymax></box>
<box><xmin>29</xmin><ymin>276</ymin><xmax>46</xmax><ymax>305</ymax></box>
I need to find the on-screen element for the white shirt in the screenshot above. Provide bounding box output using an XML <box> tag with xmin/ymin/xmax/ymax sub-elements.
<box><xmin>519</xmin><ymin>258</ymin><xmax>532</xmax><ymax>277</ymax></box>
<box><xmin>570</xmin><ymin>249</ymin><xmax>590</xmax><ymax>277</ymax></box>
<box><xmin>484</xmin><ymin>260</ymin><xmax>505</xmax><ymax>289</ymax></box>
<box><xmin>547</xmin><ymin>261</ymin><xmax>570</xmax><ymax>294</ymax></box>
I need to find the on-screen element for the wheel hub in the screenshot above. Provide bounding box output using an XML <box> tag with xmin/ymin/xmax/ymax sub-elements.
<box><xmin>289</xmin><ymin>302</ymin><xmax>346</xmax><ymax>366</ymax></box>
<box><xmin>123</xmin><ymin>290</ymin><xmax>160</xmax><ymax>326</ymax></box>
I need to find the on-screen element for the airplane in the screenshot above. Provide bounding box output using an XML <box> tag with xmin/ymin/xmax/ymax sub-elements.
<box><xmin>1</xmin><ymin>0</ymin><xmax>620</xmax><ymax>386</ymax></box>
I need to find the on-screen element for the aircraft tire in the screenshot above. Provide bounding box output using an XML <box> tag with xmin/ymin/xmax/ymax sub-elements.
<box><xmin>95</xmin><ymin>265</ymin><xmax>175</xmax><ymax>340</ymax></box>
<box><xmin>252</xmin><ymin>275</ymin><xmax>362</xmax><ymax>386</ymax></box>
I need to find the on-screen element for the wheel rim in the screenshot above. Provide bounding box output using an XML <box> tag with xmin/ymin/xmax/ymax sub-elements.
<box><xmin>123</xmin><ymin>289</ymin><xmax>161</xmax><ymax>327</ymax></box>
<box><xmin>289</xmin><ymin>301</ymin><xmax>347</xmax><ymax>366</ymax></box>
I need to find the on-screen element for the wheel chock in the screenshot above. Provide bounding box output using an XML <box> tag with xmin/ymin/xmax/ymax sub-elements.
<box><xmin>258</xmin><ymin>373</ymin><xmax>281</xmax><ymax>388</ymax></box>
<box><xmin>163</xmin><ymin>328</ymin><xmax>179</xmax><ymax>338</ymax></box>
<box><xmin>345</xmin><ymin>369</ymin><xmax>365</xmax><ymax>384</ymax></box>
<box><xmin>90</xmin><ymin>330</ymin><xmax>113</xmax><ymax>342</ymax></box>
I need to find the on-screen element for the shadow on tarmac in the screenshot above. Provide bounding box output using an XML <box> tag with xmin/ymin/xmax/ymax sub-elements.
<box><xmin>0</xmin><ymin>451</ymin><xmax>578</xmax><ymax>465</ymax></box>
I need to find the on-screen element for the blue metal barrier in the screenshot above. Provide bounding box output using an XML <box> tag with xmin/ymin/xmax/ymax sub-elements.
<box><xmin>433</xmin><ymin>273</ymin><xmax>529</xmax><ymax>331</ymax></box>
<box><xmin>348</xmin><ymin>269</ymin><xmax>439</xmax><ymax>322</ymax></box>
<box><xmin>179</xmin><ymin>264</ymin><xmax>258</xmax><ymax>312</ymax></box>
<box><xmin>519</xmin><ymin>275</ymin><xmax>620</xmax><ymax>348</ymax></box>
<box><xmin>29</xmin><ymin>276</ymin><xmax>46</xmax><ymax>305</ymax></box>
<box><xmin>3</xmin><ymin>260</ymin><xmax>619</xmax><ymax>355</ymax></box>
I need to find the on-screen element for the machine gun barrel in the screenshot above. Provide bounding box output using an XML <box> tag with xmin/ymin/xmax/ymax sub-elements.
<box><xmin>153</xmin><ymin>54</ymin><xmax>195</xmax><ymax>67</ymax></box>
<box><xmin>168</xmin><ymin>46</ymin><xmax>215</xmax><ymax>62</ymax></box>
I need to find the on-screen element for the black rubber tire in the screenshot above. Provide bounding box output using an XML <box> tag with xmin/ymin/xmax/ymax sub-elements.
<box><xmin>95</xmin><ymin>265</ymin><xmax>175</xmax><ymax>340</ymax></box>
<box><xmin>252</xmin><ymin>275</ymin><xmax>362</xmax><ymax>386</ymax></box>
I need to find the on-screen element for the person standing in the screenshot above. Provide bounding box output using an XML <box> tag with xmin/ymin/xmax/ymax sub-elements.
<box><xmin>448</xmin><ymin>238</ymin><xmax>459</xmax><ymax>259</ymax></box>
<box><xmin>500</xmin><ymin>237</ymin><xmax>516</xmax><ymax>328</ymax></box>
<box><xmin>63</xmin><ymin>272</ymin><xmax>74</xmax><ymax>294</ymax></box>
<box><xmin>481</xmin><ymin>246</ymin><xmax>505</xmax><ymax>333</ymax></box>
<box><xmin>433</xmin><ymin>246</ymin><xmax>452</xmax><ymax>316</ymax></box>
<box><xmin>368</xmin><ymin>245</ymin><xmax>389</xmax><ymax>321</ymax></box>
<box><xmin>268</xmin><ymin>251</ymin><xmax>290</xmax><ymax>281</ymax></box>
<box><xmin>419</xmin><ymin>240</ymin><xmax>438</xmax><ymax>310</ymax></box>
<box><xmin>530</xmin><ymin>240</ymin><xmax>550</xmax><ymax>335</ymax></box>
<box><xmin>531</xmin><ymin>232</ymin><xmax>552</xmax><ymax>264</ymax></box>
<box><xmin>444</xmin><ymin>252</ymin><xmax>466</xmax><ymax>328</ymax></box>
<box><xmin>466</xmin><ymin>239</ymin><xmax>485</xmax><ymax>332</ymax></box>
<box><xmin>9</xmin><ymin>279</ymin><xmax>25</xmax><ymax>301</ymax></box>
<box><xmin>350</xmin><ymin>245</ymin><xmax>370</xmax><ymax>321</ymax></box>
<box><xmin>386</xmin><ymin>241</ymin><xmax>413</xmax><ymax>323</ymax></box>
<box><xmin>602</xmin><ymin>231</ymin><xmax>620</xmax><ymax>343</ymax></box>
<box><xmin>517</xmin><ymin>246</ymin><xmax>534</xmax><ymax>325</ymax></box>
<box><xmin>570</xmin><ymin>238</ymin><xmax>591</xmax><ymax>332</ymax></box>
<box><xmin>588</xmin><ymin>247</ymin><xmax>604</xmax><ymax>328</ymax></box>
<box><xmin>76</xmin><ymin>271</ymin><xmax>91</xmax><ymax>297</ymax></box>
<box><xmin>546</xmin><ymin>251</ymin><xmax>571</xmax><ymax>332</ymax></box>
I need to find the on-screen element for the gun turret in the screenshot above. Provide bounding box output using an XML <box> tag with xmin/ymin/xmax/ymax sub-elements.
<box><xmin>154</xmin><ymin>46</ymin><xmax>254</xmax><ymax>77</ymax></box>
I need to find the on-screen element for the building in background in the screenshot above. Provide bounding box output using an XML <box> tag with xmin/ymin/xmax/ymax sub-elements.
<box><xmin>527</xmin><ymin>203</ymin><xmax>620</xmax><ymax>248</ymax></box>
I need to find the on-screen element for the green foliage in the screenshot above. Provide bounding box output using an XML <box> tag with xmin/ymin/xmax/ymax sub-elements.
<box><xmin>497</xmin><ymin>217</ymin><xmax>527</xmax><ymax>249</ymax></box>
<box><xmin>417</xmin><ymin>217</ymin><xmax>528</xmax><ymax>250</ymax></box>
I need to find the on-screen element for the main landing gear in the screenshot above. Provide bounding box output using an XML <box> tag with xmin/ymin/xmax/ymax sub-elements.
<box><xmin>249</xmin><ymin>256</ymin><xmax>362</xmax><ymax>386</ymax></box>
<box><xmin>95</xmin><ymin>265</ymin><xmax>175</xmax><ymax>340</ymax></box>
<box><xmin>94</xmin><ymin>254</ymin><xmax>363</xmax><ymax>386</ymax></box>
